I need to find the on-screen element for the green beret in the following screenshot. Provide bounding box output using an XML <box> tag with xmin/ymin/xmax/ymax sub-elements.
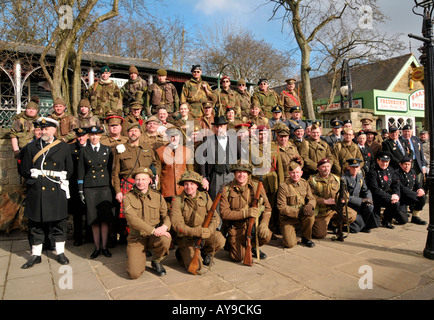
<box><xmin>101</xmin><ymin>66</ymin><xmax>110</xmax><ymax>73</ymax></box>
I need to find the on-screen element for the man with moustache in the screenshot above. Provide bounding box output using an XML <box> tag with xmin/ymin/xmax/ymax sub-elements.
<box><xmin>18</xmin><ymin>117</ymin><xmax>73</xmax><ymax>269</ymax></box>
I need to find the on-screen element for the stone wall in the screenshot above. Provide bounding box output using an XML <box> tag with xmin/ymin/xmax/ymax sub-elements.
<box><xmin>0</xmin><ymin>129</ymin><xmax>25</xmax><ymax>233</ymax></box>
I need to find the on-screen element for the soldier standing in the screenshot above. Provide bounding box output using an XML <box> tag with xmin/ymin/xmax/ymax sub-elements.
<box><xmin>121</xmin><ymin>101</ymin><xmax>147</xmax><ymax>137</ymax></box>
<box><xmin>268</xmin><ymin>106</ymin><xmax>289</xmax><ymax>140</ymax></box>
<box><xmin>356</xmin><ymin>131</ymin><xmax>374</xmax><ymax>175</ymax></box>
<box><xmin>235</xmin><ymin>79</ymin><xmax>251</xmax><ymax>120</ymax></box>
<box><xmin>120</xmin><ymin>65</ymin><xmax>147</xmax><ymax>116</ymax></box>
<box><xmin>308</xmin><ymin>158</ymin><xmax>357</xmax><ymax>239</ymax></box>
<box><xmin>251</xmin><ymin>78</ymin><xmax>281</xmax><ymax>119</ymax></box>
<box><xmin>100</xmin><ymin>114</ymin><xmax>128</xmax><ymax>152</ymax></box>
<box><xmin>123</xmin><ymin>167</ymin><xmax>171</xmax><ymax>278</ymax></box>
<box><xmin>180</xmin><ymin>65</ymin><xmax>216</xmax><ymax>119</ymax></box>
<box><xmin>322</xmin><ymin>120</ymin><xmax>343</xmax><ymax>149</ymax></box>
<box><xmin>18</xmin><ymin>117</ymin><xmax>73</xmax><ymax>269</ymax></box>
<box><xmin>141</xmin><ymin>115</ymin><xmax>167</xmax><ymax>151</ymax></box>
<box><xmin>198</xmin><ymin>101</ymin><xmax>215</xmax><ymax>137</ymax></box>
<box><xmin>299</xmin><ymin>124</ymin><xmax>335</xmax><ymax>179</ymax></box>
<box><xmin>280</xmin><ymin>78</ymin><xmax>301</xmax><ymax>120</ymax></box>
<box><xmin>332</xmin><ymin>128</ymin><xmax>364</xmax><ymax>176</ymax></box>
<box><xmin>87</xmin><ymin>66</ymin><xmax>122</xmax><ymax>118</ymax></box>
<box><xmin>76</xmin><ymin>98</ymin><xmax>100</xmax><ymax>128</ymax></box>
<box><xmin>286</xmin><ymin>106</ymin><xmax>306</xmax><ymax>135</ymax></box>
<box><xmin>275</xmin><ymin>127</ymin><xmax>302</xmax><ymax>179</ymax></box>
<box><xmin>112</xmin><ymin>122</ymin><xmax>161</xmax><ymax>243</ymax></box>
<box><xmin>214</xmin><ymin>76</ymin><xmax>241</xmax><ymax>118</ymax></box>
<box><xmin>10</xmin><ymin>96</ymin><xmax>40</xmax><ymax>158</ymax></box>
<box><xmin>247</xmin><ymin>102</ymin><xmax>269</xmax><ymax>128</ymax></box>
<box><xmin>146</xmin><ymin>69</ymin><xmax>179</xmax><ymax>117</ymax></box>
<box><xmin>219</xmin><ymin>162</ymin><xmax>272</xmax><ymax>262</ymax></box>
<box><xmin>365</xmin><ymin>151</ymin><xmax>405</xmax><ymax>229</ymax></box>
<box><xmin>382</xmin><ymin>126</ymin><xmax>412</xmax><ymax>170</ymax></box>
<box><xmin>170</xmin><ymin>171</ymin><xmax>226</xmax><ymax>274</ymax></box>
<box><xmin>277</xmin><ymin>157</ymin><xmax>316</xmax><ymax>248</ymax></box>
<box><xmin>49</xmin><ymin>97</ymin><xmax>79</xmax><ymax>144</ymax></box>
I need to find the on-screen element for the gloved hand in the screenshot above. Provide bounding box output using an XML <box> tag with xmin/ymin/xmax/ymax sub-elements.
<box><xmin>201</xmin><ymin>227</ymin><xmax>211</xmax><ymax>239</ymax></box>
<box><xmin>79</xmin><ymin>191</ymin><xmax>85</xmax><ymax>204</ymax></box>
<box><xmin>243</xmin><ymin>207</ymin><xmax>259</xmax><ymax>219</ymax></box>
<box><xmin>14</xmin><ymin>150</ymin><xmax>20</xmax><ymax>159</ymax></box>
<box><xmin>258</xmin><ymin>222</ymin><xmax>270</xmax><ymax>239</ymax></box>
<box><xmin>302</xmin><ymin>204</ymin><xmax>314</xmax><ymax>216</ymax></box>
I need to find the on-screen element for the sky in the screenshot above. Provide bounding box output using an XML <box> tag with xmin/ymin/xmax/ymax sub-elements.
<box><xmin>149</xmin><ymin>0</ymin><xmax>425</xmax><ymax>59</ymax></box>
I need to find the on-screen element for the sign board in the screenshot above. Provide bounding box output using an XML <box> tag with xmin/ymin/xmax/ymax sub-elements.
<box><xmin>110</xmin><ymin>77</ymin><xmax>128</xmax><ymax>88</ymax></box>
<box><xmin>376</xmin><ymin>97</ymin><xmax>407</xmax><ymax>112</ymax></box>
<box><xmin>316</xmin><ymin>98</ymin><xmax>363</xmax><ymax>113</ymax></box>
<box><xmin>409</xmin><ymin>89</ymin><xmax>425</xmax><ymax>111</ymax></box>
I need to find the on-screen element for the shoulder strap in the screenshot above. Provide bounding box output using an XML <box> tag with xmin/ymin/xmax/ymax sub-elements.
<box><xmin>32</xmin><ymin>140</ymin><xmax>62</xmax><ymax>164</ymax></box>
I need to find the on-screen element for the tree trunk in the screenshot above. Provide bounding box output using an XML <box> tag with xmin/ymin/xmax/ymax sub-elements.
<box><xmin>299</xmin><ymin>43</ymin><xmax>315</xmax><ymax>119</ymax></box>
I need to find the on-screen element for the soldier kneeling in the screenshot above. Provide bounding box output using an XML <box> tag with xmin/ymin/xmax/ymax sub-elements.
<box><xmin>170</xmin><ymin>171</ymin><xmax>226</xmax><ymax>275</ymax></box>
<box><xmin>277</xmin><ymin>157</ymin><xmax>316</xmax><ymax>248</ymax></box>
<box><xmin>219</xmin><ymin>161</ymin><xmax>272</xmax><ymax>263</ymax></box>
<box><xmin>123</xmin><ymin>167</ymin><xmax>171</xmax><ymax>279</ymax></box>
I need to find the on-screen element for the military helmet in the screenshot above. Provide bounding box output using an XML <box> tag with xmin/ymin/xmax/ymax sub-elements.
<box><xmin>178</xmin><ymin>171</ymin><xmax>203</xmax><ymax>187</ymax></box>
<box><xmin>230</xmin><ymin>160</ymin><xmax>253</xmax><ymax>174</ymax></box>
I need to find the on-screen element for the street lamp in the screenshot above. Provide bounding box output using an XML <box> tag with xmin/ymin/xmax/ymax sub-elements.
<box><xmin>409</xmin><ymin>0</ymin><xmax>434</xmax><ymax>260</ymax></box>
<box><xmin>340</xmin><ymin>59</ymin><xmax>353</xmax><ymax>109</ymax></box>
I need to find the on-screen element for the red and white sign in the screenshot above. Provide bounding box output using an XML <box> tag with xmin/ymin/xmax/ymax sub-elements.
<box><xmin>409</xmin><ymin>89</ymin><xmax>425</xmax><ymax>111</ymax></box>
<box><xmin>377</xmin><ymin>97</ymin><xmax>407</xmax><ymax>112</ymax></box>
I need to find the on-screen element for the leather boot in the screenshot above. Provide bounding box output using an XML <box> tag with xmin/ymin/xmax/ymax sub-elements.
<box><xmin>151</xmin><ymin>260</ymin><xmax>166</xmax><ymax>276</ymax></box>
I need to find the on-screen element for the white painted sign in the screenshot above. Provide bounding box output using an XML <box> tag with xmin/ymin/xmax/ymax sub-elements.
<box><xmin>409</xmin><ymin>89</ymin><xmax>425</xmax><ymax>111</ymax></box>
<box><xmin>317</xmin><ymin>99</ymin><xmax>362</xmax><ymax>113</ymax></box>
<box><xmin>377</xmin><ymin>97</ymin><xmax>407</xmax><ymax>112</ymax></box>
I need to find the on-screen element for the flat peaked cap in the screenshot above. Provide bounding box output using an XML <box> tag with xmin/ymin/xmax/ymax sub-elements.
<box><xmin>346</xmin><ymin>158</ymin><xmax>362</xmax><ymax>167</ymax></box>
<box><xmin>290</xmin><ymin>106</ymin><xmax>302</xmax><ymax>113</ymax></box>
<box><xmin>73</xmin><ymin>127</ymin><xmax>89</xmax><ymax>136</ymax></box>
<box><xmin>36</xmin><ymin>117</ymin><xmax>58</xmax><ymax>128</ymax></box>
<box><xmin>88</xmin><ymin>125</ymin><xmax>104</xmax><ymax>134</ymax></box>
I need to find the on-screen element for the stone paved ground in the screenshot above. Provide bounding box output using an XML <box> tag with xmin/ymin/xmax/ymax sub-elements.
<box><xmin>1</xmin><ymin>207</ymin><xmax>433</xmax><ymax>302</ymax></box>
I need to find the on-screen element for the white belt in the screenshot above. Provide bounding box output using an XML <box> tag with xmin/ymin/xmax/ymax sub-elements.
<box><xmin>30</xmin><ymin>169</ymin><xmax>70</xmax><ymax>199</ymax></box>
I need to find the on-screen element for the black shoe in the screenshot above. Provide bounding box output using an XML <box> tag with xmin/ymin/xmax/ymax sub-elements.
<box><xmin>201</xmin><ymin>253</ymin><xmax>212</xmax><ymax>266</ymax></box>
<box><xmin>102</xmin><ymin>248</ymin><xmax>112</xmax><ymax>258</ymax></box>
<box><xmin>252</xmin><ymin>248</ymin><xmax>267</xmax><ymax>259</ymax></box>
<box><xmin>151</xmin><ymin>260</ymin><xmax>166</xmax><ymax>276</ymax></box>
<box><xmin>175</xmin><ymin>248</ymin><xmax>182</xmax><ymax>263</ymax></box>
<box><xmin>146</xmin><ymin>250</ymin><xmax>152</xmax><ymax>257</ymax></box>
<box><xmin>57</xmin><ymin>253</ymin><xmax>70</xmax><ymax>265</ymax></box>
<box><xmin>90</xmin><ymin>248</ymin><xmax>101</xmax><ymax>259</ymax></box>
<box><xmin>411</xmin><ymin>216</ymin><xmax>427</xmax><ymax>225</ymax></box>
<box><xmin>382</xmin><ymin>221</ymin><xmax>395</xmax><ymax>229</ymax></box>
<box><xmin>21</xmin><ymin>255</ymin><xmax>41</xmax><ymax>269</ymax></box>
<box><xmin>301</xmin><ymin>236</ymin><xmax>315</xmax><ymax>248</ymax></box>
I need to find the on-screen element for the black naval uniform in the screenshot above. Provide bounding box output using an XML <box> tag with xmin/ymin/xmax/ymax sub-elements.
<box><xmin>395</xmin><ymin>166</ymin><xmax>426</xmax><ymax>218</ymax></box>
<box><xmin>358</xmin><ymin>144</ymin><xmax>374</xmax><ymax>175</ymax></box>
<box><xmin>366</xmin><ymin>162</ymin><xmax>407</xmax><ymax>227</ymax></box>
<box><xmin>18</xmin><ymin>136</ymin><xmax>73</xmax><ymax>267</ymax></box>
<box><xmin>342</xmin><ymin>169</ymin><xmax>376</xmax><ymax>232</ymax></box>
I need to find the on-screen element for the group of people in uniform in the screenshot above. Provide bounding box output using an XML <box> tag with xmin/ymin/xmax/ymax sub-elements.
<box><xmin>9</xmin><ymin>64</ymin><xmax>429</xmax><ymax>278</ymax></box>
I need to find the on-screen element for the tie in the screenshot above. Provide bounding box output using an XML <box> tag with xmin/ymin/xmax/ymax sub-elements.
<box><xmin>396</xmin><ymin>140</ymin><xmax>405</xmax><ymax>155</ymax></box>
<box><xmin>94</xmin><ymin>147</ymin><xmax>98</xmax><ymax>153</ymax></box>
<box><xmin>407</xmin><ymin>139</ymin><xmax>415</xmax><ymax>159</ymax></box>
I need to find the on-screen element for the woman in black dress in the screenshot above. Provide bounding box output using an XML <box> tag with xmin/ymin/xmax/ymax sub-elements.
<box><xmin>77</xmin><ymin>126</ymin><xmax>114</xmax><ymax>258</ymax></box>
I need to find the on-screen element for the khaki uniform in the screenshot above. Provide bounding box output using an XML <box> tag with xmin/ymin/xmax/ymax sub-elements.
<box><xmin>87</xmin><ymin>80</ymin><xmax>122</xmax><ymax>117</ymax></box>
<box><xmin>112</xmin><ymin>142</ymin><xmax>161</xmax><ymax>195</ymax></box>
<box><xmin>278</xmin><ymin>142</ymin><xmax>302</xmax><ymax>179</ymax></box>
<box><xmin>251</xmin><ymin>89</ymin><xmax>282</xmax><ymax>118</ymax></box>
<box><xmin>180</xmin><ymin>78</ymin><xmax>217</xmax><ymax>118</ymax></box>
<box><xmin>146</xmin><ymin>80</ymin><xmax>179</xmax><ymax>116</ymax></box>
<box><xmin>280</xmin><ymin>90</ymin><xmax>301</xmax><ymax>119</ymax></box>
<box><xmin>308</xmin><ymin>173</ymin><xmax>356</xmax><ymax>238</ymax></box>
<box><xmin>299</xmin><ymin>138</ymin><xmax>335</xmax><ymax>177</ymax></box>
<box><xmin>214</xmin><ymin>88</ymin><xmax>241</xmax><ymax>118</ymax></box>
<box><xmin>49</xmin><ymin>113</ymin><xmax>79</xmax><ymax>144</ymax></box>
<box><xmin>120</xmin><ymin>76</ymin><xmax>147</xmax><ymax>115</ymax></box>
<box><xmin>235</xmin><ymin>88</ymin><xmax>251</xmax><ymax>120</ymax></box>
<box><xmin>170</xmin><ymin>190</ymin><xmax>225</xmax><ymax>272</ymax></box>
<box><xmin>332</xmin><ymin>141</ymin><xmax>364</xmax><ymax>176</ymax></box>
<box><xmin>10</xmin><ymin>112</ymin><xmax>38</xmax><ymax>148</ymax></box>
<box><xmin>140</xmin><ymin>132</ymin><xmax>167</xmax><ymax>152</ymax></box>
<box><xmin>121</xmin><ymin>115</ymin><xmax>146</xmax><ymax>137</ymax></box>
<box><xmin>123</xmin><ymin>186</ymin><xmax>171</xmax><ymax>279</ymax></box>
<box><xmin>77</xmin><ymin>112</ymin><xmax>100</xmax><ymax>128</ymax></box>
<box><xmin>247</xmin><ymin>115</ymin><xmax>269</xmax><ymax>128</ymax></box>
<box><xmin>219</xmin><ymin>179</ymin><xmax>272</xmax><ymax>262</ymax></box>
<box><xmin>277</xmin><ymin>178</ymin><xmax>316</xmax><ymax>248</ymax></box>
<box><xmin>100</xmin><ymin>135</ymin><xmax>128</xmax><ymax>154</ymax></box>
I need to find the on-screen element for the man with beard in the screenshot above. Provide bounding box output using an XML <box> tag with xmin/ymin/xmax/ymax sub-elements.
<box><xmin>88</xmin><ymin>66</ymin><xmax>122</xmax><ymax>117</ymax></box>
<box><xmin>18</xmin><ymin>117</ymin><xmax>73</xmax><ymax>269</ymax></box>
<box><xmin>76</xmin><ymin>98</ymin><xmax>100</xmax><ymax>128</ymax></box>
<box><xmin>49</xmin><ymin>97</ymin><xmax>79</xmax><ymax>144</ymax></box>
